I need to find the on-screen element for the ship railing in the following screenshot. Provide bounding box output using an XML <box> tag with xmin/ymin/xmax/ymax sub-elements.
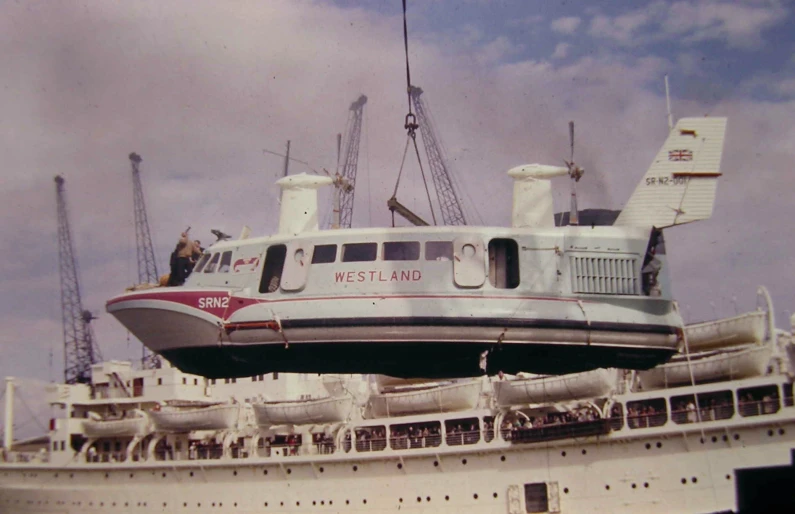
<box><xmin>626</xmin><ymin>412</ymin><xmax>667</xmax><ymax>429</ymax></box>
<box><xmin>388</xmin><ymin>434</ymin><xmax>442</xmax><ymax>450</ymax></box>
<box><xmin>670</xmin><ymin>405</ymin><xmax>734</xmax><ymax>424</ymax></box>
<box><xmin>510</xmin><ymin>419</ymin><xmax>611</xmax><ymax>444</ymax></box>
<box><xmin>87</xmin><ymin>451</ymin><xmax>127</xmax><ymax>463</ymax></box>
<box><xmin>445</xmin><ymin>430</ymin><xmax>480</xmax><ymax>446</ymax></box>
<box><xmin>316</xmin><ymin>442</ymin><xmax>336</xmax><ymax>454</ymax></box>
<box><xmin>270</xmin><ymin>443</ymin><xmax>300</xmax><ymax>456</ymax></box>
<box><xmin>738</xmin><ymin>398</ymin><xmax>780</xmax><ymax>417</ymax></box>
<box><xmin>3</xmin><ymin>451</ymin><xmax>49</xmax><ymax>464</ymax></box>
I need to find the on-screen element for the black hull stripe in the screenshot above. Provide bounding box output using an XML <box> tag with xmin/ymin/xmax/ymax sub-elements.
<box><xmin>226</xmin><ymin>316</ymin><xmax>680</xmax><ymax>335</ymax></box>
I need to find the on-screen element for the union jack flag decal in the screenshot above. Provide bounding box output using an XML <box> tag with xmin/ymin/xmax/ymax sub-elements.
<box><xmin>669</xmin><ymin>149</ymin><xmax>693</xmax><ymax>161</ymax></box>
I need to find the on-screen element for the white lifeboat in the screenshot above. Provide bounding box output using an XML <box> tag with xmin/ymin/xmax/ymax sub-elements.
<box><xmin>252</xmin><ymin>396</ymin><xmax>356</xmax><ymax>427</ymax></box>
<box><xmin>494</xmin><ymin>369</ymin><xmax>618</xmax><ymax>407</ymax></box>
<box><xmin>369</xmin><ymin>379</ymin><xmax>484</xmax><ymax>417</ymax></box>
<box><xmin>83</xmin><ymin>410</ymin><xmax>151</xmax><ymax>438</ymax></box>
<box><xmin>149</xmin><ymin>401</ymin><xmax>240</xmax><ymax>433</ymax></box>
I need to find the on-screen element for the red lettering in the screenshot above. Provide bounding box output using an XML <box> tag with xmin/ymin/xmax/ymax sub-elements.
<box><xmin>335</xmin><ymin>272</ymin><xmax>345</xmax><ymax>282</ymax></box>
<box><xmin>346</xmin><ymin>271</ymin><xmax>354</xmax><ymax>282</ymax></box>
<box><xmin>378</xmin><ymin>271</ymin><xmax>386</xmax><ymax>282</ymax></box>
<box><xmin>390</xmin><ymin>271</ymin><xmax>398</xmax><ymax>281</ymax></box>
<box><xmin>369</xmin><ymin>270</ymin><xmax>377</xmax><ymax>281</ymax></box>
<box><xmin>412</xmin><ymin>270</ymin><xmax>422</xmax><ymax>281</ymax></box>
<box><xmin>400</xmin><ymin>270</ymin><xmax>410</xmax><ymax>281</ymax></box>
<box><xmin>358</xmin><ymin>271</ymin><xmax>366</xmax><ymax>282</ymax></box>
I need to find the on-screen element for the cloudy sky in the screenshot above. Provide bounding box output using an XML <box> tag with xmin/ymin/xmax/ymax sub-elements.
<box><xmin>1</xmin><ymin>0</ymin><xmax>793</xmax><ymax>386</ymax></box>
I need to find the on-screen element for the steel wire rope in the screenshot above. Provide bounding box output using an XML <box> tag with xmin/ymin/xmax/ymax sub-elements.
<box><xmin>15</xmin><ymin>389</ymin><xmax>47</xmax><ymax>434</ymax></box>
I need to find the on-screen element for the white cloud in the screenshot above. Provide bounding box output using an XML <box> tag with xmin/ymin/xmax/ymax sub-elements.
<box><xmin>551</xmin><ymin>42</ymin><xmax>571</xmax><ymax>60</ymax></box>
<box><xmin>588</xmin><ymin>0</ymin><xmax>786</xmax><ymax>49</ymax></box>
<box><xmin>550</xmin><ymin>16</ymin><xmax>581</xmax><ymax>35</ymax></box>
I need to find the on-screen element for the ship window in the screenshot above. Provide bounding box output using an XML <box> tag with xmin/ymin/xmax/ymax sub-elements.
<box><xmin>671</xmin><ymin>391</ymin><xmax>734</xmax><ymax>424</ymax></box>
<box><xmin>342</xmin><ymin>242</ymin><xmax>377</xmax><ymax>262</ymax></box>
<box><xmin>445</xmin><ymin>418</ymin><xmax>480</xmax><ymax>446</ymax></box>
<box><xmin>61</xmin><ymin>441</ymin><xmax>66</xmax><ymax>451</ymax></box>
<box><xmin>193</xmin><ymin>253</ymin><xmax>211</xmax><ymax>273</ymax></box>
<box><xmin>218</xmin><ymin>251</ymin><xmax>233</xmax><ymax>273</ymax></box>
<box><xmin>157</xmin><ymin>378</ymin><xmax>162</xmax><ymax>386</ymax></box>
<box><xmin>355</xmin><ymin>426</ymin><xmax>386</xmax><ymax>452</ymax></box>
<box><xmin>425</xmin><ymin>241</ymin><xmax>453</xmax><ymax>261</ymax></box>
<box><xmin>182</xmin><ymin>378</ymin><xmax>187</xmax><ymax>385</ymax></box>
<box><xmin>312</xmin><ymin>244</ymin><xmax>337</xmax><ymax>264</ymax></box>
<box><xmin>258</xmin><ymin>245</ymin><xmax>287</xmax><ymax>294</ymax></box>
<box><xmin>524</xmin><ymin>483</ymin><xmax>549</xmax><ymax>513</ymax></box>
<box><xmin>488</xmin><ymin>239</ymin><xmax>520</xmax><ymax>289</ymax></box>
<box><xmin>52</xmin><ymin>441</ymin><xmax>58</xmax><ymax>452</ymax></box>
<box><xmin>609</xmin><ymin>403</ymin><xmax>624</xmax><ymax>430</ymax></box>
<box><xmin>204</xmin><ymin>253</ymin><xmax>221</xmax><ymax>273</ymax></box>
<box><xmin>483</xmin><ymin>416</ymin><xmax>495</xmax><ymax>442</ymax></box>
<box><xmin>383</xmin><ymin>241</ymin><xmax>420</xmax><ymax>261</ymax></box>
<box><xmin>784</xmin><ymin>383</ymin><xmax>794</xmax><ymax>407</ymax></box>
<box><xmin>626</xmin><ymin>398</ymin><xmax>667</xmax><ymax>428</ymax></box>
<box><xmin>273</xmin><ymin>373</ymin><xmax>279</xmax><ymax>380</ymax></box>
<box><xmin>738</xmin><ymin>385</ymin><xmax>780</xmax><ymax>417</ymax></box>
<box><xmin>389</xmin><ymin>421</ymin><xmax>441</xmax><ymax>450</ymax></box>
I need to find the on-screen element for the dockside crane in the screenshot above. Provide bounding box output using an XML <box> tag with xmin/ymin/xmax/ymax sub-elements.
<box><xmin>333</xmin><ymin>94</ymin><xmax>367</xmax><ymax>229</ymax></box>
<box><xmin>409</xmin><ymin>86</ymin><xmax>467</xmax><ymax>226</ymax></box>
<box><xmin>54</xmin><ymin>176</ymin><xmax>102</xmax><ymax>384</ymax></box>
<box><xmin>129</xmin><ymin>152</ymin><xmax>161</xmax><ymax>369</ymax></box>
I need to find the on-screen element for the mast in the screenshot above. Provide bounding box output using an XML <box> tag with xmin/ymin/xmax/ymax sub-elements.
<box><xmin>55</xmin><ymin>175</ymin><xmax>102</xmax><ymax>384</ymax></box>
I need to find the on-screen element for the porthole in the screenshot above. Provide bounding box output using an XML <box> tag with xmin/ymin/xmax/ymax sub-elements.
<box><xmin>426</xmin><ymin>496</ymin><xmax>431</xmax><ymax>502</ymax></box>
<box><xmin>711</xmin><ymin>436</ymin><xmax>717</xmax><ymax>443</ymax></box>
<box><xmin>363</xmin><ymin>499</ymin><xmax>367</xmax><ymax>504</ymax></box>
<box><xmin>699</xmin><ymin>437</ymin><xmax>705</xmax><ymax>444</ymax></box>
<box><xmin>263</xmin><ymin>469</ymin><xmax>268</xmax><ymax>475</ymax></box>
<box><xmin>313</xmin><ymin>501</ymin><xmax>316</xmax><ymax>506</ymax></box>
<box><xmin>500</xmin><ymin>455</ymin><xmax>506</xmax><ymax>462</ymax></box>
<box><xmin>162</xmin><ymin>472</ymin><xmax>167</xmax><ymax>477</ymax></box>
<box><xmin>726</xmin><ymin>474</ymin><xmax>731</xmax><ymax>480</ymax></box>
<box><xmin>691</xmin><ymin>477</ymin><xmax>698</xmax><ymax>483</ymax></box>
<box><xmin>605</xmin><ymin>485</ymin><xmax>610</xmax><ymax>490</ymax></box>
<box><xmin>233</xmin><ymin>470</ymin><xmax>238</xmax><ymax>476</ymax></box>
<box><xmin>564</xmin><ymin>487</ymin><xmax>569</xmax><ymax>494</ymax></box>
<box><xmin>399</xmin><ymin>498</ymin><xmax>403</xmax><ymax>503</ymax></box>
<box><xmin>353</xmin><ymin>465</ymin><xmax>358</xmax><ymax>472</ymax></box>
<box><xmin>462</xmin><ymin>459</ymin><xmax>467</xmax><ymax>465</ymax></box>
<box><xmin>493</xmin><ymin>493</ymin><xmax>498</xmax><ymax>498</ymax></box>
<box><xmin>445</xmin><ymin>495</ymin><xmax>450</xmax><ymax>501</ymax></box>
<box><xmin>287</xmin><ymin>469</ymin><xmax>292</xmax><ymax>474</ymax></box>
<box><xmin>280</xmin><ymin>502</ymin><xmax>284</xmax><ymax>507</ymax></box>
<box><xmin>734</xmin><ymin>434</ymin><xmax>740</xmax><ymax>440</ymax></box>
<box><xmin>473</xmin><ymin>494</ymin><xmax>479</xmax><ymax>499</ymax></box>
<box><xmin>631</xmin><ymin>484</ymin><xmax>637</xmax><ymax>489</ymax></box>
<box><xmin>581</xmin><ymin>449</ymin><xmax>587</xmax><ymax>455</ymax></box>
<box><xmin>433</xmin><ymin>461</ymin><xmax>439</xmax><ymax>467</ymax></box>
<box><xmin>319</xmin><ymin>467</ymin><xmax>324</xmax><ymax>473</ymax></box>
<box><xmin>768</xmin><ymin>429</ymin><xmax>774</xmax><ymax>437</ymax></box>
<box><xmin>780</xmin><ymin>428</ymin><xmax>786</xmax><ymax>435</ymax></box>
<box><xmin>264</xmin><ymin>502</ymin><xmax>268</xmax><ymax>507</ymax></box>
<box><xmin>397</xmin><ymin>463</ymin><xmax>403</xmax><ymax>470</ymax></box>
<box><xmin>644</xmin><ymin>482</ymin><xmax>649</xmax><ymax>488</ymax></box>
<box><xmin>417</xmin><ymin>497</ymin><xmax>421</xmax><ymax>503</ymax></box>
<box><xmin>681</xmin><ymin>478</ymin><xmax>687</xmax><ymax>484</ymax></box>
<box><xmin>656</xmin><ymin>442</ymin><xmax>662</xmax><ymax>448</ymax></box>
<box><xmin>345</xmin><ymin>500</ymin><xmax>349</xmax><ymax>505</ymax></box>
<box><xmin>296</xmin><ymin>501</ymin><xmax>300</xmax><ymax>506</ymax></box>
<box><xmin>190</xmin><ymin>472</ymin><xmax>194</xmax><ymax>477</ymax></box>
<box><xmin>561</xmin><ymin>451</ymin><xmax>567</xmax><ymax>457</ymax></box>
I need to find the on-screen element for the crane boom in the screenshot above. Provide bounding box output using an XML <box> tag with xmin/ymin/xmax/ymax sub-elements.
<box><xmin>129</xmin><ymin>153</ymin><xmax>159</xmax><ymax>284</ymax></box>
<box><xmin>129</xmin><ymin>153</ymin><xmax>161</xmax><ymax>369</ymax></box>
<box><xmin>55</xmin><ymin>175</ymin><xmax>102</xmax><ymax>384</ymax></box>
<box><xmin>409</xmin><ymin>86</ymin><xmax>467</xmax><ymax>226</ymax></box>
<box><xmin>336</xmin><ymin>94</ymin><xmax>367</xmax><ymax>229</ymax></box>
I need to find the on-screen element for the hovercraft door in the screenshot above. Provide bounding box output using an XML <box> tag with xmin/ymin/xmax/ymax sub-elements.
<box><xmin>453</xmin><ymin>236</ymin><xmax>486</xmax><ymax>288</ymax></box>
<box><xmin>281</xmin><ymin>241</ymin><xmax>313</xmax><ymax>292</ymax></box>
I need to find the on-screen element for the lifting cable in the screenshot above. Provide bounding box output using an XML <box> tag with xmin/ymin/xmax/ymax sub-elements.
<box><xmin>391</xmin><ymin>0</ymin><xmax>437</xmax><ymax>227</ymax></box>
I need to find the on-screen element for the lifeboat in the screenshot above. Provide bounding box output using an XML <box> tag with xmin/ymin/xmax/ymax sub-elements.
<box><xmin>369</xmin><ymin>379</ymin><xmax>484</xmax><ymax>417</ymax></box>
<box><xmin>107</xmin><ymin>117</ymin><xmax>727</xmax><ymax>379</ymax></box>
<box><xmin>252</xmin><ymin>396</ymin><xmax>356</xmax><ymax>427</ymax></box>
<box><xmin>83</xmin><ymin>411</ymin><xmax>150</xmax><ymax>438</ymax></box>
<box><xmin>494</xmin><ymin>369</ymin><xmax>618</xmax><ymax>406</ymax></box>
<box><xmin>149</xmin><ymin>401</ymin><xmax>240</xmax><ymax>433</ymax></box>
<box><xmin>683</xmin><ymin>311</ymin><xmax>767</xmax><ymax>351</ymax></box>
<box><xmin>637</xmin><ymin>343</ymin><xmax>773</xmax><ymax>390</ymax></box>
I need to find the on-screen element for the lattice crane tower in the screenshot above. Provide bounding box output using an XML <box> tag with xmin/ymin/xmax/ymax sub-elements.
<box><xmin>129</xmin><ymin>153</ymin><xmax>159</xmax><ymax>284</ymax></box>
<box><xmin>54</xmin><ymin>175</ymin><xmax>102</xmax><ymax>384</ymax></box>
<box><xmin>409</xmin><ymin>86</ymin><xmax>467</xmax><ymax>226</ymax></box>
<box><xmin>336</xmin><ymin>94</ymin><xmax>368</xmax><ymax>229</ymax></box>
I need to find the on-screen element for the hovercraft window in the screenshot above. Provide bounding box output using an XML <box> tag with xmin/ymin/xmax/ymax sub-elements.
<box><xmin>488</xmin><ymin>238</ymin><xmax>520</xmax><ymax>289</ymax></box>
<box><xmin>383</xmin><ymin>241</ymin><xmax>420</xmax><ymax>261</ymax></box>
<box><xmin>312</xmin><ymin>244</ymin><xmax>337</xmax><ymax>264</ymax></box>
<box><xmin>204</xmin><ymin>253</ymin><xmax>221</xmax><ymax>273</ymax></box>
<box><xmin>425</xmin><ymin>241</ymin><xmax>453</xmax><ymax>261</ymax></box>
<box><xmin>342</xmin><ymin>242</ymin><xmax>377</xmax><ymax>262</ymax></box>
<box><xmin>259</xmin><ymin>245</ymin><xmax>287</xmax><ymax>294</ymax></box>
<box><xmin>218</xmin><ymin>251</ymin><xmax>233</xmax><ymax>273</ymax></box>
<box><xmin>193</xmin><ymin>253</ymin><xmax>211</xmax><ymax>273</ymax></box>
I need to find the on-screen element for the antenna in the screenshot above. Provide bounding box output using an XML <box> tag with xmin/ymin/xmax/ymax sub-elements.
<box><xmin>665</xmin><ymin>75</ymin><xmax>673</xmax><ymax>131</ymax></box>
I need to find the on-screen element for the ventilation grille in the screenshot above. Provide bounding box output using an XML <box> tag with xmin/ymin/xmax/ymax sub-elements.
<box><xmin>570</xmin><ymin>256</ymin><xmax>639</xmax><ymax>295</ymax></box>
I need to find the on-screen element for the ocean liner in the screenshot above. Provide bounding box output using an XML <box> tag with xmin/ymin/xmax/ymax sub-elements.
<box><xmin>2</xmin><ymin>287</ymin><xmax>794</xmax><ymax>513</ymax></box>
